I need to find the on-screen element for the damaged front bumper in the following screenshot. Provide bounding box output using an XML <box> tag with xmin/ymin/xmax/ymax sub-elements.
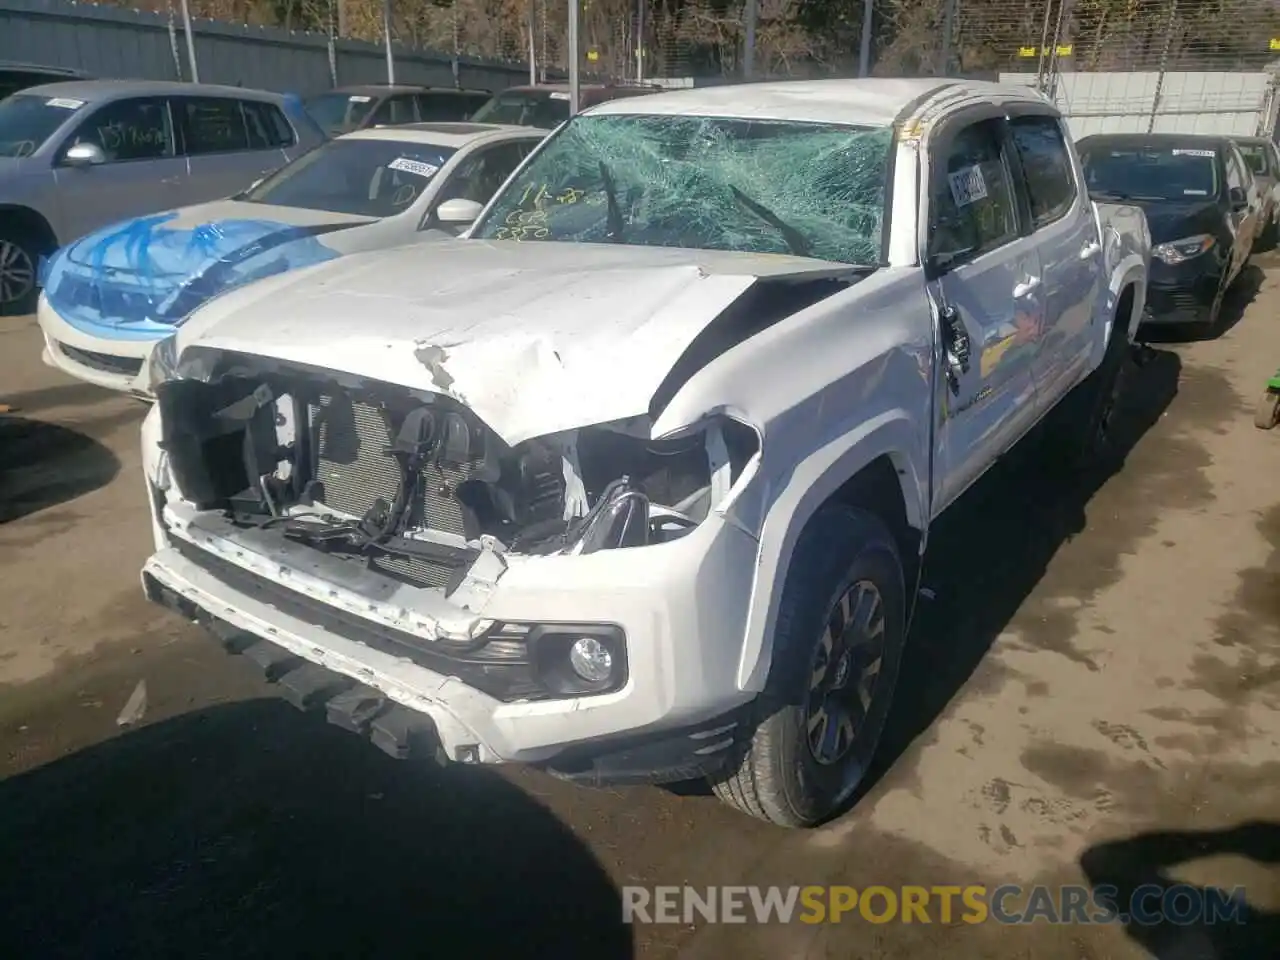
<box><xmin>141</xmin><ymin>423</ymin><xmax>762</xmax><ymax>783</ymax></box>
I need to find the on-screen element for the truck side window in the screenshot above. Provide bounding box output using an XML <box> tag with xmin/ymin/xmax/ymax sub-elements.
<box><xmin>928</xmin><ymin>118</ymin><xmax>1018</xmax><ymax>265</ymax></box>
<box><xmin>1008</xmin><ymin>114</ymin><xmax>1076</xmax><ymax>228</ymax></box>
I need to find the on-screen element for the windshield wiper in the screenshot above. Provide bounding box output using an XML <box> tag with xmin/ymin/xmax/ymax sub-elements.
<box><xmin>1091</xmin><ymin>190</ymin><xmax>1165</xmax><ymax>202</ymax></box>
<box><xmin>598</xmin><ymin>160</ymin><xmax>625</xmax><ymax>242</ymax></box>
<box><xmin>728</xmin><ymin>185</ymin><xmax>811</xmax><ymax>257</ymax></box>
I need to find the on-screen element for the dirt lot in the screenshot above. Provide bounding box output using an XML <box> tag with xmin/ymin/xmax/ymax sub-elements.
<box><xmin>3</xmin><ymin>266</ymin><xmax>1280</xmax><ymax>959</ymax></box>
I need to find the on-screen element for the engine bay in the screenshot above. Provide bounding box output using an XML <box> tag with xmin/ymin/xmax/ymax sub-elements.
<box><xmin>153</xmin><ymin>358</ymin><xmax>759</xmax><ymax>595</ymax></box>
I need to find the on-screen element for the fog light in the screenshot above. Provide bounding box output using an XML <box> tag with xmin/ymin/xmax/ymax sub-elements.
<box><xmin>568</xmin><ymin>636</ymin><xmax>613</xmax><ymax>683</ymax></box>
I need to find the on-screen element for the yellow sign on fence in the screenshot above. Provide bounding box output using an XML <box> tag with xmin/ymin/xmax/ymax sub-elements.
<box><xmin>1270</xmin><ymin>38</ymin><xmax>1280</xmax><ymax>50</ymax></box>
<box><xmin>1018</xmin><ymin>44</ymin><xmax>1074</xmax><ymax>58</ymax></box>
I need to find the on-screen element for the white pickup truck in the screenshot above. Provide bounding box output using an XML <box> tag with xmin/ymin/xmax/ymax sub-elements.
<box><xmin>137</xmin><ymin>78</ymin><xmax>1150</xmax><ymax>828</ymax></box>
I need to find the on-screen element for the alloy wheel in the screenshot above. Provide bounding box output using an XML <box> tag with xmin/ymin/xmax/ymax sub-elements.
<box><xmin>805</xmin><ymin>580</ymin><xmax>886</xmax><ymax>766</ymax></box>
<box><xmin>0</xmin><ymin>240</ymin><xmax>35</xmax><ymax>307</ymax></box>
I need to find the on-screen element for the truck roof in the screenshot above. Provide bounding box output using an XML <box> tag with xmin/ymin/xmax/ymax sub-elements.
<box><xmin>587</xmin><ymin>77</ymin><xmax>1059</xmax><ymax>128</ymax></box>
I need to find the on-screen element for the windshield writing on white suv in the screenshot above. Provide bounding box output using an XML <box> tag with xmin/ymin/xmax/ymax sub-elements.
<box><xmin>241</xmin><ymin>139</ymin><xmax>457</xmax><ymax>217</ymax></box>
<box><xmin>0</xmin><ymin>94</ymin><xmax>83</xmax><ymax>158</ymax></box>
<box><xmin>1082</xmin><ymin>146</ymin><xmax>1220</xmax><ymax>201</ymax></box>
<box><xmin>472</xmin><ymin>114</ymin><xmax>893</xmax><ymax>264</ymax></box>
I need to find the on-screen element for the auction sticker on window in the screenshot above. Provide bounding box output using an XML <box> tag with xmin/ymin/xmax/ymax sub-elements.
<box><xmin>948</xmin><ymin>165</ymin><xmax>988</xmax><ymax>207</ymax></box>
<box><xmin>549</xmin><ymin>92</ymin><xmax>570</xmax><ymax>100</ymax></box>
<box><xmin>1172</xmin><ymin>149</ymin><xmax>1216</xmax><ymax>157</ymax></box>
<box><xmin>388</xmin><ymin>157</ymin><xmax>441</xmax><ymax>178</ymax></box>
<box><xmin>46</xmin><ymin>97</ymin><xmax>85</xmax><ymax>110</ymax></box>
<box><xmin>348</xmin><ymin>95</ymin><xmax>372</xmax><ymax>103</ymax></box>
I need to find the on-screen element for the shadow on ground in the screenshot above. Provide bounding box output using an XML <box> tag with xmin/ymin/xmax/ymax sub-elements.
<box><xmin>1080</xmin><ymin>822</ymin><xmax>1280</xmax><ymax>959</ymax></box>
<box><xmin>868</xmin><ymin>345</ymin><xmax>1184</xmax><ymax>792</ymax></box>
<box><xmin>0</xmin><ymin>416</ymin><xmax>120</xmax><ymax>524</ymax></box>
<box><xmin>1140</xmin><ymin>264</ymin><xmax>1264</xmax><ymax>344</ymax></box>
<box><xmin>0</xmin><ymin>700</ymin><xmax>632</xmax><ymax>959</ymax></box>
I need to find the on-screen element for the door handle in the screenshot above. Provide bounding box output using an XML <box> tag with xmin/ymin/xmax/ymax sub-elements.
<box><xmin>1012</xmin><ymin>276</ymin><xmax>1041</xmax><ymax>298</ymax></box>
<box><xmin>1079</xmin><ymin>241</ymin><xmax>1101</xmax><ymax>260</ymax></box>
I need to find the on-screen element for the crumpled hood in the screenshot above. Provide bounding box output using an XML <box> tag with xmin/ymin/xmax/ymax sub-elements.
<box><xmin>180</xmin><ymin>239</ymin><xmax>859</xmax><ymax>445</ymax></box>
<box><xmin>42</xmin><ymin>201</ymin><xmax>371</xmax><ymax>337</ymax></box>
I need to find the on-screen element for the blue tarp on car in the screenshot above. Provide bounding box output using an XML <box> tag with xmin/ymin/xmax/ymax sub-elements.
<box><xmin>42</xmin><ymin>210</ymin><xmax>344</xmax><ymax>340</ymax></box>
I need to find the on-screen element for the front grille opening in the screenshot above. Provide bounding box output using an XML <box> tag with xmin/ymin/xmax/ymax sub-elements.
<box><xmin>57</xmin><ymin>342</ymin><xmax>143</xmax><ymax>377</ymax></box>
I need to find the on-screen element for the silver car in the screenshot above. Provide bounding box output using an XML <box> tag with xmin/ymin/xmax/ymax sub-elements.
<box><xmin>0</xmin><ymin>79</ymin><xmax>325</xmax><ymax>313</ymax></box>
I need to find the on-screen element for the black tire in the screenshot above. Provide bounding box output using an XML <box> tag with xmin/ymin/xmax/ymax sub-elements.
<box><xmin>1202</xmin><ymin>276</ymin><xmax>1227</xmax><ymax>337</ymax></box>
<box><xmin>1040</xmin><ymin>308</ymin><xmax>1133</xmax><ymax>471</ymax></box>
<box><xmin>710</xmin><ymin>504</ymin><xmax>906</xmax><ymax>828</ymax></box>
<box><xmin>0</xmin><ymin>228</ymin><xmax>40</xmax><ymax>316</ymax></box>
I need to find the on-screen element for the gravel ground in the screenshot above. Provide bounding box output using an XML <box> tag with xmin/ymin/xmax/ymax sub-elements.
<box><xmin>2</xmin><ymin>263</ymin><xmax>1279</xmax><ymax>959</ymax></box>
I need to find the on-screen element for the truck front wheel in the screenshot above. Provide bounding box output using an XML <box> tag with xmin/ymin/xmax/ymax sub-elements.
<box><xmin>710</xmin><ymin>505</ymin><xmax>906</xmax><ymax>828</ymax></box>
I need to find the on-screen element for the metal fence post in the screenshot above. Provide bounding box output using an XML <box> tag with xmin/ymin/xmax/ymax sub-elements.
<box><xmin>940</xmin><ymin>0</ymin><xmax>958</xmax><ymax>75</ymax></box>
<box><xmin>569</xmin><ymin>0</ymin><xmax>580</xmax><ymax>114</ymax></box>
<box><xmin>527</xmin><ymin>0</ymin><xmax>537</xmax><ymax>84</ymax></box>
<box><xmin>743</xmin><ymin>0</ymin><xmax>758</xmax><ymax>80</ymax></box>
<box><xmin>165</xmin><ymin>0</ymin><xmax>184</xmax><ymax>80</ymax></box>
<box><xmin>179</xmin><ymin>0</ymin><xmax>198</xmax><ymax>83</ymax></box>
<box><xmin>859</xmin><ymin>0</ymin><xmax>873</xmax><ymax>77</ymax></box>
<box><xmin>1147</xmin><ymin>0</ymin><xmax>1178</xmax><ymax>134</ymax></box>
<box><xmin>327</xmin><ymin>0</ymin><xmax>338</xmax><ymax>87</ymax></box>
<box><xmin>382</xmin><ymin>0</ymin><xmax>396</xmax><ymax>85</ymax></box>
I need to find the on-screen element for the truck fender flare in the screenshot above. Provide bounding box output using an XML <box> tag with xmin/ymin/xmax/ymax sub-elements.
<box><xmin>735</xmin><ymin>410</ymin><xmax>926</xmax><ymax>693</ymax></box>
<box><xmin>1096</xmin><ymin>265</ymin><xmax>1147</xmax><ymax>369</ymax></box>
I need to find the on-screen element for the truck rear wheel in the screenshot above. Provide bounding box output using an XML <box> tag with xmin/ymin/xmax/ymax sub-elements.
<box><xmin>710</xmin><ymin>505</ymin><xmax>906</xmax><ymax>828</ymax></box>
<box><xmin>1041</xmin><ymin>302</ymin><xmax>1133</xmax><ymax>470</ymax></box>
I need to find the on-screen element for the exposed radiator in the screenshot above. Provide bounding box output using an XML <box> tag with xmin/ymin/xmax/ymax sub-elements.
<box><xmin>308</xmin><ymin>392</ymin><xmax>479</xmax><ymax>589</ymax></box>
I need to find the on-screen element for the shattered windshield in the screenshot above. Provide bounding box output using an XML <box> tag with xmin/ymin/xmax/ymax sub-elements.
<box><xmin>240</xmin><ymin>139</ymin><xmax>456</xmax><ymax>217</ymax></box>
<box><xmin>472</xmin><ymin>114</ymin><xmax>893</xmax><ymax>264</ymax></box>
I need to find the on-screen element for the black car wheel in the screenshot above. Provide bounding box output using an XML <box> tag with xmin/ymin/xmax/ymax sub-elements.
<box><xmin>711</xmin><ymin>504</ymin><xmax>906</xmax><ymax>828</ymax></box>
<box><xmin>0</xmin><ymin>232</ymin><xmax>38</xmax><ymax>316</ymax></box>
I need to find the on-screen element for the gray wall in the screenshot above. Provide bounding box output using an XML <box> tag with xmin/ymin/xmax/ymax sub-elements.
<box><xmin>0</xmin><ymin>0</ymin><xmax>537</xmax><ymax>95</ymax></box>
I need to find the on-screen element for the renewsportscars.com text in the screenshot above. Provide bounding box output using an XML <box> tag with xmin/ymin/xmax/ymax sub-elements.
<box><xmin>622</xmin><ymin>884</ymin><xmax>1248</xmax><ymax>926</ymax></box>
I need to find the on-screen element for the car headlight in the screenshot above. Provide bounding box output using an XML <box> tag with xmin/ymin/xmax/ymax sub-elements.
<box><xmin>146</xmin><ymin>334</ymin><xmax>180</xmax><ymax>392</ymax></box>
<box><xmin>1152</xmin><ymin>234</ymin><xmax>1215</xmax><ymax>265</ymax></box>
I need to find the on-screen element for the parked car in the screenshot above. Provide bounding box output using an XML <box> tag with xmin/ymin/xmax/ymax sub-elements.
<box><xmin>137</xmin><ymin>78</ymin><xmax>1149</xmax><ymax>828</ymax></box>
<box><xmin>0</xmin><ymin>79</ymin><xmax>326</xmax><ymax>314</ymax></box>
<box><xmin>1235</xmin><ymin>135</ymin><xmax>1280</xmax><ymax>250</ymax></box>
<box><xmin>1077</xmin><ymin>132</ymin><xmax>1262</xmax><ymax>331</ymax></box>
<box><xmin>469</xmin><ymin>82</ymin><xmax>663</xmax><ymax>128</ymax></box>
<box><xmin>37</xmin><ymin>122</ymin><xmax>545</xmax><ymax>397</ymax></box>
<box><xmin>303</xmin><ymin>84</ymin><xmax>493</xmax><ymax>136</ymax></box>
<box><xmin>0</xmin><ymin>60</ymin><xmax>92</xmax><ymax>100</ymax></box>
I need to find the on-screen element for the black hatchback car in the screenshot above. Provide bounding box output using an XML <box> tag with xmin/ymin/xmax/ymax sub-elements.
<box><xmin>1077</xmin><ymin>133</ymin><xmax>1262</xmax><ymax>330</ymax></box>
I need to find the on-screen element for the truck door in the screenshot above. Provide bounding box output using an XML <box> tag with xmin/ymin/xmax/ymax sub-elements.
<box><xmin>926</xmin><ymin>116</ymin><xmax>1043</xmax><ymax>513</ymax></box>
<box><xmin>1005</xmin><ymin>112</ymin><xmax>1103</xmax><ymax>409</ymax></box>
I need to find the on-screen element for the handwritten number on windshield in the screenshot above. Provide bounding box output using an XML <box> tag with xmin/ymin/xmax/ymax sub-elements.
<box><xmin>496</xmin><ymin>183</ymin><xmax>591</xmax><ymax>240</ymax></box>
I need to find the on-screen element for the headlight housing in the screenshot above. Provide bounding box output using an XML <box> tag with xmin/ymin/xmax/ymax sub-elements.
<box><xmin>1152</xmin><ymin>234</ymin><xmax>1215</xmax><ymax>265</ymax></box>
